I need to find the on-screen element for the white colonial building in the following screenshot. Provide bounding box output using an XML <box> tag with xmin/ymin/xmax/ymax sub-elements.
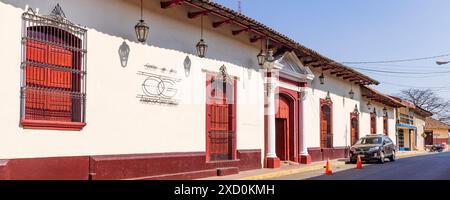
<box><xmin>0</xmin><ymin>0</ymin><xmax>403</xmax><ymax>180</ymax></box>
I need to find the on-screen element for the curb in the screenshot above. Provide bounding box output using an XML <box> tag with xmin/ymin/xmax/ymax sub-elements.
<box><xmin>239</xmin><ymin>160</ymin><xmax>346</xmax><ymax>180</ymax></box>
<box><xmin>239</xmin><ymin>151</ymin><xmax>433</xmax><ymax>180</ymax></box>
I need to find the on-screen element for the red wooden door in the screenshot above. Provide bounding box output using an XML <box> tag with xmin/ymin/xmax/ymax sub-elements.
<box><xmin>275</xmin><ymin>95</ymin><xmax>293</xmax><ymax>162</ymax></box>
<box><xmin>351</xmin><ymin>117</ymin><xmax>359</xmax><ymax>145</ymax></box>
<box><xmin>370</xmin><ymin>114</ymin><xmax>377</xmax><ymax>134</ymax></box>
<box><xmin>276</xmin><ymin>119</ymin><xmax>288</xmax><ymax>161</ymax></box>
<box><xmin>425</xmin><ymin>132</ymin><xmax>433</xmax><ymax>145</ymax></box>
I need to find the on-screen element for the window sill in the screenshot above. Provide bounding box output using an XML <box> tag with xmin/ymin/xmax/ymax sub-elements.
<box><xmin>21</xmin><ymin>120</ymin><xmax>86</xmax><ymax>131</ymax></box>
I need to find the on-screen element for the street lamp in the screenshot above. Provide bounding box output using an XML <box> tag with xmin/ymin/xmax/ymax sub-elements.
<box><xmin>436</xmin><ymin>60</ymin><xmax>450</xmax><ymax>65</ymax></box>
<box><xmin>196</xmin><ymin>15</ymin><xmax>208</xmax><ymax>58</ymax></box>
<box><xmin>135</xmin><ymin>0</ymin><xmax>150</xmax><ymax>43</ymax></box>
<box><xmin>367</xmin><ymin>101</ymin><xmax>372</xmax><ymax>111</ymax></box>
<box><xmin>319</xmin><ymin>72</ymin><xmax>325</xmax><ymax>85</ymax></box>
<box><xmin>257</xmin><ymin>39</ymin><xmax>266</xmax><ymax>66</ymax></box>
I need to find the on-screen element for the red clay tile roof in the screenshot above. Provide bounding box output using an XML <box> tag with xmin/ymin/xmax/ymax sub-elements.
<box><xmin>389</xmin><ymin>96</ymin><xmax>433</xmax><ymax>117</ymax></box>
<box><xmin>361</xmin><ymin>86</ymin><xmax>404</xmax><ymax>108</ymax></box>
<box><xmin>425</xmin><ymin>118</ymin><xmax>450</xmax><ymax>130</ymax></box>
<box><xmin>168</xmin><ymin>0</ymin><xmax>379</xmax><ymax>85</ymax></box>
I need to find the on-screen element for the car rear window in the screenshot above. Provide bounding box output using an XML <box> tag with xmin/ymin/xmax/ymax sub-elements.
<box><xmin>356</xmin><ymin>137</ymin><xmax>382</xmax><ymax>145</ymax></box>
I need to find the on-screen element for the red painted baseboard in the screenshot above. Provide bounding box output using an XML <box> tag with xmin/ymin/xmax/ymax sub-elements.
<box><xmin>0</xmin><ymin>149</ymin><xmax>261</xmax><ymax>180</ymax></box>
<box><xmin>308</xmin><ymin>147</ymin><xmax>349</xmax><ymax>162</ymax></box>
<box><xmin>300</xmin><ymin>155</ymin><xmax>312</xmax><ymax>164</ymax></box>
<box><xmin>265</xmin><ymin>157</ymin><xmax>280</xmax><ymax>168</ymax></box>
<box><xmin>0</xmin><ymin>156</ymin><xmax>89</xmax><ymax>180</ymax></box>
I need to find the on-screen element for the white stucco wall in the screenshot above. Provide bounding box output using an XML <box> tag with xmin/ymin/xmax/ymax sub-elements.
<box><xmin>0</xmin><ymin>0</ymin><xmax>265</xmax><ymax>159</ymax></box>
<box><xmin>414</xmin><ymin>115</ymin><xmax>426</xmax><ymax>150</ymax></box>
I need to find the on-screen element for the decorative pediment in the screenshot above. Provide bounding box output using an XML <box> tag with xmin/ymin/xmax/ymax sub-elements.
<box><xmin>275</xmin><ymin>51</ymin><xmax>315</xmax><ymax>82</ymax></box>
<box><xmin>214</xmin><ymin>65</ymin><xmax>233</xmax><ymax>84</ymax></box>
<box><xmin>23</xmin><ymin>4</ymin><xmax>86</xmax><ymax>34</ymax></box>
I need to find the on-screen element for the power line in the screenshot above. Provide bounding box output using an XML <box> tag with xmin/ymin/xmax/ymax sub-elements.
<box><xmin>341</xmin><ymin>53</ymin><xmax>450</xmax><ymax>64</ymax></box>
<box><xmin>361</xmin><ymin>72</ymin><xmax>450</xmax><ymax>78</ymax></box>
<box><xmin>380</xmin><ymin>81</ymin><xmax>450</xmax><ymax>89</ymax></box>
<box><xmin>351</xmin><ymin>66</ymin><xmax>450</xmax><ymax>74</ymax></box>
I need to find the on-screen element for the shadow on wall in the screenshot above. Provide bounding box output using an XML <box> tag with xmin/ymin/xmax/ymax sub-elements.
<box><xmin>118</xmin><ymin>41</ymin><xmax>130</xmax><ymax>68</ymax></box>
<box><xmin>2</xmin><ymin>0</ymin><xmax>258</xmax><ymax>72</ymax></box>
<box><xmin>183</xmin><ymin>56</ymin><xmax>191</xmax><ymax>77</ymax></box>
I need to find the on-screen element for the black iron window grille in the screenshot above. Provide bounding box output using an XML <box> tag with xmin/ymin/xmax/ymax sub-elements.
<box><xmin>20</xmin><ymin>4</ymin><xmax>87</xmax><ymax>127</ymax></box>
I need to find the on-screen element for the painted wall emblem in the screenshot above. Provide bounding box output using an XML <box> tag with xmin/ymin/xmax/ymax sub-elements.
<box><xmin>137</xmin><ymin>64</ymin><xmax>180</xmax><ymax>105</ymax></box>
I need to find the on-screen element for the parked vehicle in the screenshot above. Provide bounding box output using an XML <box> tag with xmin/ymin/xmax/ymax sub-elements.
<box><xmin>350</xmin><ymin>135</ymin><xmax>396</xmax><ymax>164</ymax></box>
<box><xmin>430</xmin><ymin>144</ymin><xmax>445</xmax><ymax>152</ymax></box>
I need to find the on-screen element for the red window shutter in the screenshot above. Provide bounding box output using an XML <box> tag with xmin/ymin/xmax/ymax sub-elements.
<box><xmin>25</xmin><ymin>41</ymin><xmax>73</xmax><ymax>122</ymax></box>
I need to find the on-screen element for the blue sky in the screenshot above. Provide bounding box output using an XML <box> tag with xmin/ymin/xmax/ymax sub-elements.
<box><xmin>215</xmin><ymin>0</ymin><xmax>450</xmax><ymax>98</ymax></box>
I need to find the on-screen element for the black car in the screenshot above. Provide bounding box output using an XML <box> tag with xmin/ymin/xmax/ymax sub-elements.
<box><xmin>350</xmin><ymin>135</ymin><xmax>396</xmax><ymax>164</ymax></box>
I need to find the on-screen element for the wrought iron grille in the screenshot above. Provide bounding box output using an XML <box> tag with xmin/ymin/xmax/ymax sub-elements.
<box><xmin>207</xmin><ymin>70</ymin><xmax>236</xmax><ymax>162</ymax></box>
<box><xmin>20</xmin><ymin>5</ymin><xmax>87</xmax><ymax>123</ymax></box>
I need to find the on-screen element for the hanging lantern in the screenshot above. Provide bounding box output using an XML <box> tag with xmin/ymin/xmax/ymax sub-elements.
<box><xmin>135</xmin><ymin>0</ymin><xmax>149</xmax><ymax>43</ymax></box>
<box><xmin>383</xmin><ymin>107</ymin><xmax>388</xmax><ymax>116</ymax></box>
<box><xmin>349</xmin><ymin>88</ymin><xmax>355</xmax><ymax>99</ymax></box>
<box><xmin>319</xmin><ymin>72</ymin><xmax>325</xmax><ymax>84</ymax></box>
<box><xmin>257</xmin><ymin>39</ymin><xmax>266</xmax><ymax>66</ymax></box>
<box><xmin>135</xmin><ymin>20</ymin><xmax>149</xmax><ymax>43</ymax></box>
<box><xmin>196</xmin><ymin>15</ymin><xmax>208</xmax><ymax>58</ymax></box>
<box><xmin>367</xmin><ymin>101</ymin><xmax>372</xmax><ymax>111</ymax></box>
<box><xmin>196</xmin><ymin>39</ymin><xmax>208</xmax><ymax>58</ymax></box>
<box><xmin>257</xmin><ymin>49</ymin><xmax>266</xmax><ymax>66</ymax></box>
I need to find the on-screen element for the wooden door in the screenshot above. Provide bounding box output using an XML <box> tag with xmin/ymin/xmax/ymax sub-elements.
<box><xmin>276</xmin><ymin>118</ymin><xmax>288</xmax><ymax>161</ymax></box>
<box><xmin>275</xmin><ymin>95</ymin><xmax>293</xmax><ymax>162</ymax></box>
<box><xmin>351</xmin><ymin>116</ymin><xmax>359</xmax><ymax>145</ymax></box>
<box><xmin>425</xmin><ymin>132</ymin><xmax>433</xmax><ymax>145</ymax></box>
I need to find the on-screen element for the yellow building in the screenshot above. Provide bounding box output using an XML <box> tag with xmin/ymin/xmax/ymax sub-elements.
<box><xmin>391</xmin><ymin>97</ymin><xmax>432</xmax><ymax>151</ymax></box>
<box><xmin>424</xmin><ymin>118</ymin><xmax>450</xmax><ymax>147</ymax></box>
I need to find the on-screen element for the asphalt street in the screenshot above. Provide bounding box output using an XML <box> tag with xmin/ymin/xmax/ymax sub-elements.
<box><xmin>271</xmin><ymin>152</ymin><xmax>450</xmax><ymax>180</ymax></box>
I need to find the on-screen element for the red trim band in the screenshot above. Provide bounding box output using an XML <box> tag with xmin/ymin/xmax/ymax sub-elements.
<box><xmin>21</xmin><ymin>120</ymin><xmax>86</xmax><ymax>131</ymax></box>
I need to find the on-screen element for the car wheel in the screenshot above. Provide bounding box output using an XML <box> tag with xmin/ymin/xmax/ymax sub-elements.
<box><xmin>379</xmin><ymin>151</ymin><xmax>385</xmax><ymax>164</ymax></box>
<box><xmin>389</xmin><ymin>151</ymin><xmax>396</xmax><ymax>162</ymax></box>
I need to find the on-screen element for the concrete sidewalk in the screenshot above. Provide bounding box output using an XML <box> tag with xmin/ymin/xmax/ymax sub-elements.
<box><xmin>199</xmin><ymin>150</ymin><xmax>433</xmax><ymax>180</ymax></box>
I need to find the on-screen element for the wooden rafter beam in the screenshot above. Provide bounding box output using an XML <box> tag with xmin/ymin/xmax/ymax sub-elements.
<box><xmin>188</xmin><ymin>10</ymin><xmax>209</xmax><ymax>19</ymax></box>
<box><xmin>343</xmin><ymin>75</ymin><xmax>355</xmax><ymax>80</ymax></box>
<box><xmin>299</xmin><ymin>56</ymin><xmax>314</xmax><ymax>63</ymax></box>
<box><xmin>161</xmin><ymin>0</ymin><xmax>184</xmax><ymax>9</ymax></box>
<box><xmin>321</xmin><ymin>65</ymin><xmax>335</xmax><ymax>71</ymax></box>
<box><xmin>250</xmin><ymin>36</ymin><xmax>264</xmax><ymax>43</ymax></box>
<box><xmin>213</xmin><ymin>19</ymin><xmax>232</xmax><ymax>28</ymax></box>
<box><xmin>330</xmin><ymin>69</ymin><xmax>347</xmax><ymax>75</ymax></box>
<box><xmin>304</xmin><ymin>61</ymin><xmax>324</xmax><ymax>67</ymax></box>
<box><xmin>268</xmin><ymin>42</ymin><xmax>282</xmax><ymax>50</ymax></box>
<box><xmin>232</xmin><ymin>28</ymin><xmax>250</xmax><ymax>35</ymax></box>
<box><xmin>336</xmin><ymin>72</ymin><xmax>350</xmax><ymax>77</ymax></box>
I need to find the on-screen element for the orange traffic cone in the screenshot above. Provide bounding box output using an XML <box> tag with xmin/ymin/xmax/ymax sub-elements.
<box><xmin>356</xmin><ymin>155</ymin><xmax>363</xmax><ymax>169</ymax></box>
<box><xmin>325</xmin><ymin>159</ymin><xmax>333</xmax><ymax>175</ymax></box>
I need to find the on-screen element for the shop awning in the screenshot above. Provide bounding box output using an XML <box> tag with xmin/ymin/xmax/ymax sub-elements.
<box><xmin>397</xmin><ymin>124</ymin><xmax>417</xmax><ymax>129</ymax></box>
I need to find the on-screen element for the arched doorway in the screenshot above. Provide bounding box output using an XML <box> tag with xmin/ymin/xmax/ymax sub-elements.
<box><xmin>370</xmin><ymin>112</ymin><xmax>377</xmax><ymax>134</ymax></box>
<box><xmin>320</xmin><ymin>99</ymin><xmax>333</xmax><ymax>149</ymax></box>
<box><xmin>275</xmin><ymin>94</ymin><xmax>295</xmax><ymax>162</ymax></box>
<box><xmin>350</xmin><ymin>113</ymin><xmax>359</xmax><ymax>145</ymax></box>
